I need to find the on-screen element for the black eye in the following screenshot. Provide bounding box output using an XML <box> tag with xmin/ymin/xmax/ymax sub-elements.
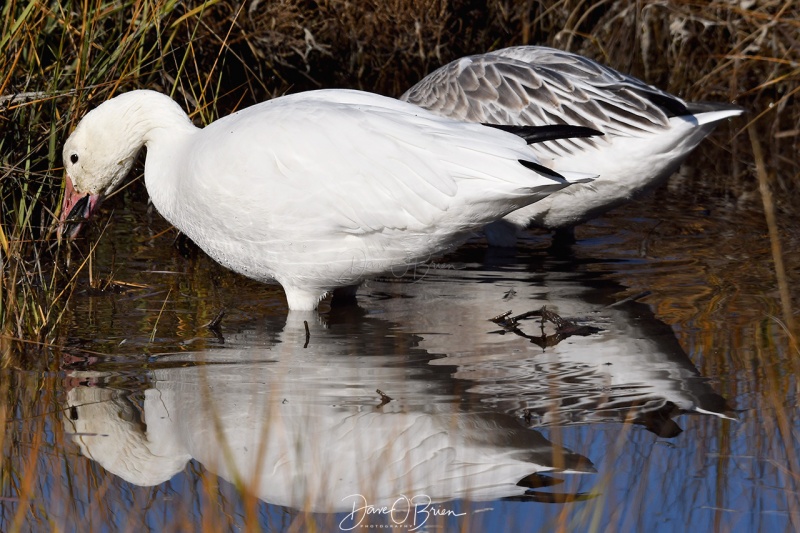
<box><xmin>70</xmin><ymin>154</ymin><xmax>79</xmax><ymax>164</ymax></box>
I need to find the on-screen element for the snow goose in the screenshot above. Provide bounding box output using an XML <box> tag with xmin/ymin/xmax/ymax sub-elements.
<box><xmin>401</xmin><ymin>46</ymin><xmax>743</xmax><ymax>245</ymax></box>
<box><xmin>60</xmin><ymin>89</ymin><xmax>597</xmax><ymax>310</ymax></box>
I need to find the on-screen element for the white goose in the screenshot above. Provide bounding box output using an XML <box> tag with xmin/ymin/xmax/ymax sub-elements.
<box><xmin>401</xmin><ymin>46</ymin><xmax>743</xmax><ymax>245</ymax></box>
<box><xmin>60</xmin><ymin>89</ymin><xmax>597</xmax><ymax>310</ymax></box>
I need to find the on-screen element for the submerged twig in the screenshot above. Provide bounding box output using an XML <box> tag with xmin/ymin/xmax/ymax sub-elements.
<box><xmin>303</xmin><ymin>320</ymin><xmax>310</xmax><ymax>348</ymax></box>
<box><xmin>491</xmin><ymin>310</ymin><xmax>514</xmax><ymax>323</ymax></box>
<box><xmin>490</xmin><ymin>308</ymin><xmax>546</xmax><ymax>329</ymax></box>
<box><xmin>149</xmin><ymin>288</ymin><xmax>172</xmax><ymax>343</ymax></box>
<box><xmin>489</xmin><ymin>306</ymin><xmax>600</xmax><ymax>349</ymax></box>
<box><xmin>606</xmin><ymin>291</ymin><xmax>652</xmax><ymax>308</ymax></box>
<box><xmin>83</xmin><ymin>279</ymin><xmax>149</xmax><ymax>296</ymax></box>
<box><xmin>376</xmin><ymin>389</ymin><xmax>393</xmax><ymax>407</ymax></box>
<box><xmin>204</xmin><ymin>308</ymin><xmax>226</xmax><ymax>342</ymax></box>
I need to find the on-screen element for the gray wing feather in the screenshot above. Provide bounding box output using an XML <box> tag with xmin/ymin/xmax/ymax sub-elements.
<box><xmin>402</xmin><ymin>46</ymin><xmax>689</xmax><ymax>157</ymax></box>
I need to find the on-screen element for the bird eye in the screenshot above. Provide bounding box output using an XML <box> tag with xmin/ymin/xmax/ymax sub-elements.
<box><xmin>70</xmin><ymin>154</ymin><xmax>79</xmax><ymax>164</ymax></box>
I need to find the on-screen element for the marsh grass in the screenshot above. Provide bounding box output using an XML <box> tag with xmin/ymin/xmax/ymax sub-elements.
<box><xmin>1</xmin><ymin>0</ymin><xmax>799</xmax><ymax>531</ymax></box>
<box><xmin>0</xmin><ymin>0</ymin><xmax>236</xmax><ymax>360</ymax></box>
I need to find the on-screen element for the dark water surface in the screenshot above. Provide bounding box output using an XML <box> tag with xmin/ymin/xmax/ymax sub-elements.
<box><xmin>3</xmin><ymin>173</ymin><xmax>799</xmax><ymax>532</ymax></box>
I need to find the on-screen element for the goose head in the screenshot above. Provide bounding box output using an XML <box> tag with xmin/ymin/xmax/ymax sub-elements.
<box><xmin>58</xmin><ymin>90</ymin><xmax>194</xmax><ymax>239</ymax></box>
<box><xmin>59</xmin><ymin>95</ymin><xmax>148</xmax><ymax>238</ymax></box>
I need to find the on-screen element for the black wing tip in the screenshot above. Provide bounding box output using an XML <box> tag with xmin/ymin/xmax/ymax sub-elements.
<box><xmin>484</xmin><ymin>123</ymin><xmax>604</xmax><ymax>145</ymax></box>
<box><xmin>644</xmin><ymin>92</ymin><xmax>690</xmax><ymax>117</ymax></box>
<box><xmin>518</xmin><ymin>159</ymin><xmax>566</xmax><ymax>181</ymax></box>
<box><xmin>649</xmin><ymin>93</ymin><xmax>745</xmax><ymax>118</ymax></box>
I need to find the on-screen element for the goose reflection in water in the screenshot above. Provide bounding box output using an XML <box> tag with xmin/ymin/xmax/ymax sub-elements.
<box><xmin>62</xmin><ymin>258</ymin><xmax>732</xmax><ymax>513</ymax></box>
<box><xmin>361</xmin><ymin>258</ymin><xmax>735</xmax><ymax>438</ymax></box>
<box><xmin>64</xmin><ymin>312</ymin><xmax>595</xmax><ymax>513</ymax></box>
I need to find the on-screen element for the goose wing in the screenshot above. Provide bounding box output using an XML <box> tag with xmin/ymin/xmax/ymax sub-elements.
<box><xmin>185</xmin><ymin>90</ymin><xmax>568</xmax><ymax>239</ymax></box>
<box><xmin>401</xmin><ymin>46</ymin><xmax>690</xmax><ymax>156</ymax></box>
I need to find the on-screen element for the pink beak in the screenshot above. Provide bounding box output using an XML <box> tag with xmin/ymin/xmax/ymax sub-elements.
<box><xmin>59</xmin><ymin>176</ymin><xmax>100</xmax><ymax>239</ymax></box>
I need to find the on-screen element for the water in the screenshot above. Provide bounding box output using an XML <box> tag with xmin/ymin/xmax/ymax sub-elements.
<box><xmin>2</xmin><ymin>173</ymin><xmax>798</xmax><ymax>532</ymax></box>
